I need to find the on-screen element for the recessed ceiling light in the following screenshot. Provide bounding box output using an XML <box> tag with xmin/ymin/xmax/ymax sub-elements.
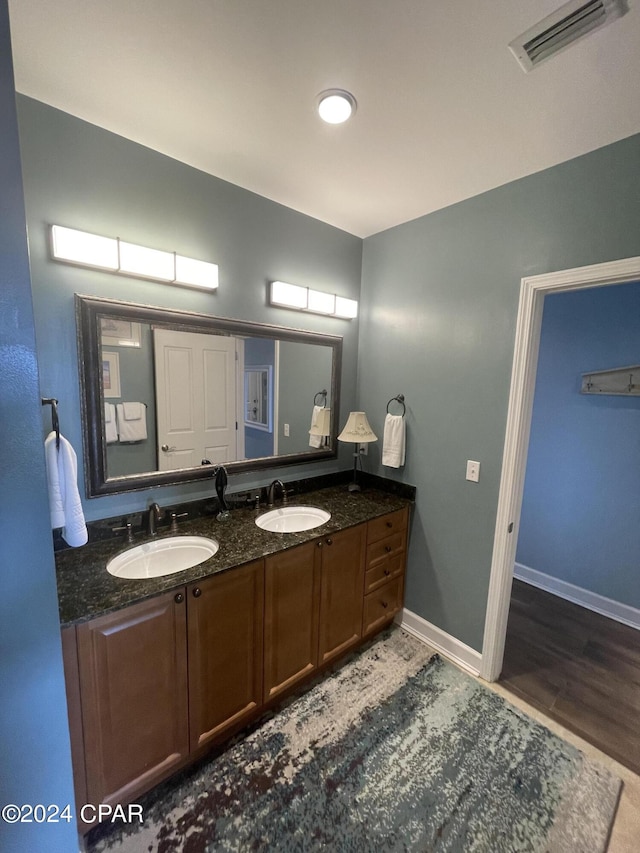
<box><xmin>317</xmin><ymin>89</ymin><xmax>357</xmax><ymax>124</ymax></box>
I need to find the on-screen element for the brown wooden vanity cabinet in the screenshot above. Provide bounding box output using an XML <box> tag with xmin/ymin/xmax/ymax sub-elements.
<box><xmin>363</xmin><ymin>507</ymin><xmax>408</xmax><ymax>635</ymax></box>
<box><xmin>263</xmin><ymin>542</ymin><xmax>321</xmax><ymax>701</ymax></box>
<box><xmin>75</xmin><ymin>590</ymin><xmax>189</xmax><ymax>807</ymax></box>
<box><xmin>68</xmin><ymin>561</ymin><xmax>264</xmax><ymax>808</ymax></box>
<box><xmin>187</xmin><ymin>559</ymin><xmax>264</xmax><ymax>751</ymax></box>
<box><xmin>317</xmin><ymin>524</ymin><xmax>366</xmax><ymax>665</ymax></box>
<box><xmin>62</xmin><ymin>502</ymin><xmax>410</xmax><ymax>824</ymax></box>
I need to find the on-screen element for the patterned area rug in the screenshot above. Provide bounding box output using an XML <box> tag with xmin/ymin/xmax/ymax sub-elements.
<box><xmin>87</xmin><ymin>628</ymin><xmax>621</xmax><ymax>852</ymax></box>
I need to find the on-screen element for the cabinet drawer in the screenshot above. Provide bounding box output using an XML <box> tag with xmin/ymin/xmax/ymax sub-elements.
<box><xmin>367</xmin><ymin>508</ymin><xmax>408</xmax><ymax>545</ymax></box>
<box><xmin>366</xmin><ymin>531</ymin><xmax>405</xmax><ymax>569</ymax></box>
<box><xmin>364</xmin><ymin>552</ymin><xmax>405</xmax><ymax>594</ymax></box>
<box><xmin>362</xmin><ymin>576</ymin><xmax>404</xmax><ymax>636</ymax></box>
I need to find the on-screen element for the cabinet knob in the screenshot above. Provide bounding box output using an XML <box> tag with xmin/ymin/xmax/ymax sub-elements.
<box><xmin>174</xmin><ymin>592</ymin><xmax>184</xmax><ymax>604</ymax></box>
<box><xmin>317</xmin><ymin>540</ymin><xmax>323</xmax><ymax>548</ymax></box>
<box><xmin>385</xmin><ymin>545</ymin><xmax>392</xmax><ymax>553</ymax></box>
<box><xmin>192</xmin><ymin>587</ymin><xmax>202</xmax><ymax>598</ymax></box>
<box><xmin>386</xmin><ymin>521</ymin><xmax>393</xmax><ymax>528</ymax></box>
<box><xmin>381</xmin><ymin>601</ymin><xmax>388</xmax><ymax>609</ymax></box>
<box><xmin>384</xmin><ymin>569</ymin><xmax>390</xmax><ymax>577</ymax></box>
<box><xmin>326</xmin><ymin>538</ymin><xmax>333</xmax><ymax>546</ymax></box>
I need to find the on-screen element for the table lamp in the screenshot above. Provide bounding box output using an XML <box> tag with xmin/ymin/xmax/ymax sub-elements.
<box><xmin>338</xmin><ymin>411</ymin><xmax>377</xmax><ymax>492</ymax></box>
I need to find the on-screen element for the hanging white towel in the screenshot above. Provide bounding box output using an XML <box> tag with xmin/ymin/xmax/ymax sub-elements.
<box><xmin>308</xmin><ymin>405</ymin><xmax>324</xmax><ymax>448</ymax></box>
<box><xmin>104</xmin><ymin>401</ymin><xmax>118</xmax><ymax>443</ymax></box>
<box><xmin>44</xmin><ymin>431</ymin><xmax>88</xmax><ymax>547</ymax></box>
<box><xmin>382</xmin><ymin>413</ymin><xmax>406</xmax><ymax>468</ymax></box>
<box><xmin>116</xmin><ymin>402</ymin><xmax>148</xmax><ymax>442</ymax></box>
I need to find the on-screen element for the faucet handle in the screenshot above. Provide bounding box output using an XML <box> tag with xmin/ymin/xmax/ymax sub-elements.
<box><xmin>112</xmin><ymin>518</ymin><xmax>135</xmax><ymax>544</ymax></box>
<box><xmin>169</xmin><ymin>510</ymin><xmax>188</xmax><ymax>533</ymax></box>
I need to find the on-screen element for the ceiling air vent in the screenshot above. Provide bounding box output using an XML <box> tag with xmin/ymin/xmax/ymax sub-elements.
<box><xmin>509</xmin><ymin>0</ymin><xmax>628</xmax><ymax>71</ymax></box>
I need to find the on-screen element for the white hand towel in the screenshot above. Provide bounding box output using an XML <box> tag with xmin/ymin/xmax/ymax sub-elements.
<box><xmin>45</xmin><ymin>431</ymin><xmax>88</xmax><ymax>547</ymax></box>
<box><xmin>382</xmin><ymin>413</ymin><xmax>406</xmax><ymax>468</ymax></box>
<box><xmin>308</xmin><ymin>405</ymin><xmax>323</xmax><ymax>448</ymax></box>
<box><xmin>117</xmin><ymin>402</ymin><xmax>148</xmax><ymax>442</ymax></box>
<box><xmin>104</xmin><ymin>402</ymin><xmax>118</xmax><ymax>443</ymax></box>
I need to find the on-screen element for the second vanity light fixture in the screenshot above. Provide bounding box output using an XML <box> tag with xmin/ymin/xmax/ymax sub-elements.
<box><xmin>270</xmin><ymin>280</ymin><xmax>358</xmax><ymax>320</ymax></box>
<box><xmin>50</xmin><ymin>225</ymin><xmax>219</xmax><ymax>290</ymax></box>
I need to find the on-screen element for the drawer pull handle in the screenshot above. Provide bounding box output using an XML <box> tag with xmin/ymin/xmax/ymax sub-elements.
<box><xmin>174</xmin><ymin>592</ymin><xmax>184</xmax><ymax>604</ymax></box>
<box><xmin>381</xmin><ymin>601</ymin><xmax>388</xmax><ymax>609</ymax></box>
<box><xmin>326</xmin><ymin>538</ymin><xmax>333</xmax><ymax>546</ymax></box>
<box><xmin>317</xmin><ymin>541</ymin><xmax>323</xmax><ymax>548</ymax></box>
<box><xmin>384</xmin><ymin>569</ymin><xmax>390</xmax><ymax>576</ymax></box>
<box><xmin>192</xmin><ymin>587</ymin><xmax>202</xmax><ymax>598</ymax></box>
<box><xmin>385</xmin><ymin>545</ymin><xmax>392</xmax><ymax>553</ymax></box>
<box><xmin>386</xmin><ymin>521</ymin><xmax>393</xmax><ymax>528</ymax></box>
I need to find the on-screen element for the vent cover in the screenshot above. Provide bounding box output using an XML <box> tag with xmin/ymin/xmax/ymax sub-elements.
<box><xmin>509</xmin><ymin>0</ymin><xmax>628</xmax><ymax>71</ymax></box>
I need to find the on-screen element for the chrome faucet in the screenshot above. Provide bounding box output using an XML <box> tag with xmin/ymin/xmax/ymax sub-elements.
<box><xmin>267</xmin><ymin>479</ymin><xmax>286</xmax><ymax>507</ymax></box>
<box><xmin>148</xmin><ymin>502</ymin><xmax>163</xmax><ymax>536</ymax></box>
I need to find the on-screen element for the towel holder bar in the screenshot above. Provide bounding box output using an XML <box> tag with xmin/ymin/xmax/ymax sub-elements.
<box><xmin>386</xmin><ymin>394</ymin><xmax>406</xmax><ymax>416</ymax></box>
<box><xmin>42</xmin><ymin>397</ymin><xmax>60</xmax><ymax>449</ymax></box>
<box><xmin>314</xmin><ymin>389</ymin><xmax>328</xmax><ymax>406</ymax></box>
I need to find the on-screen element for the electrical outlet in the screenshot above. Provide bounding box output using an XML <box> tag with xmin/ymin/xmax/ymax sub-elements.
<box><xmin>284</xmin><ymin>423</ymin><xmax>290</xmax><ymax>437</ymax></box>
<box><xmin>466</xmin><ymin>460</ymin><xmax>480</xmax><ymax>483</ymax></box>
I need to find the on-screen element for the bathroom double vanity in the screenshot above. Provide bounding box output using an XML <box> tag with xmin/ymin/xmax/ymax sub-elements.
<box><xmin>57</xmin><ymin>485</ymin><xmax>411</xmax><ymax>827</ymax></box>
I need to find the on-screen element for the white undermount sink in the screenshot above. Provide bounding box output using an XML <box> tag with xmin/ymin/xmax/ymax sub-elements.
<box><xmin>107</xmin><ymin>535</ymin><xmax>219</xmax><ymax>580</ymax></box>
<box><xmin>255</xmin><ymin>505</ymin><xmax>331</xmax><ymax>533</ymax></box>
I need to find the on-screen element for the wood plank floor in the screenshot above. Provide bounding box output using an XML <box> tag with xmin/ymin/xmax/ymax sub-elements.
<box><xmin>500</xmin><ymin>579</ymin><xmax>640</xmax><ymax>776</ymax></box>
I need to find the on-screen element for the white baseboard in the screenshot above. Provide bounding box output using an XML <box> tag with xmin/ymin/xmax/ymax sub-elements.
<box><xmin>397</xmin><ymin>609</ymin><xmax>482</xmax><ymax>676</ymax></box>
<box><xmin>514</xmin><ymin>562</ymin><xmax>640</xmax><ymax>631</ymax></box>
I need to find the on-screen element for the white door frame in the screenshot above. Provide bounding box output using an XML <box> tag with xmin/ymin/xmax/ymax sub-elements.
<box><xmin>480</xmin><ymin>254</ymin><xmax>640</xmax><ymax>682</ymax></box>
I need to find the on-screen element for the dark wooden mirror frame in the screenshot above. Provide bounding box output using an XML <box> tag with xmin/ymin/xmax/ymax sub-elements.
<box><xmin>76</xmin><ymin>294</ymin><xmax>342</xmax><ymax>497</ymax></box>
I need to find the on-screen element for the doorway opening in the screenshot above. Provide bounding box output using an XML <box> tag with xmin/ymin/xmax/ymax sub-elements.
<box><xmin>481</xmin><ymin>254</ymin><xmax>640</xmax><ymax>684</ymax></box>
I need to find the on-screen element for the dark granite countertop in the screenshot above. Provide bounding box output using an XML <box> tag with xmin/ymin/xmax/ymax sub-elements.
<box><xmin>56</xmin><ymin>486</ymin><xmax>412</xmax><ymax>627</ymax></box>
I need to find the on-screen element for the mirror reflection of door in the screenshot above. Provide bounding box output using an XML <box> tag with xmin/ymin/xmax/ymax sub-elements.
<box><xmin>154</xmin><ymin>329</ymin><xmax>240</xmax><ymax>471</ymax></box>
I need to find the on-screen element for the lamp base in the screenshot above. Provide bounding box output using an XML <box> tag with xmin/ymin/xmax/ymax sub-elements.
<box><xmin>347</xmin><ymin>481</ymin><xmax>361</xmax><ymax>493</ymax></box>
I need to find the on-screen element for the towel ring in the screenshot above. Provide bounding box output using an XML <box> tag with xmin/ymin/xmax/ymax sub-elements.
<box><xmin>386</xmin><ymin>394</ymin><xmax>406</xmax><ymax>416</ymax></box>
<box><xmin>42</xmin><ymin>397</ymin><xmax>60</xmax><ymax>449</ymax></box>
<box><xmin>314</xmin><ymin>389</ymin><xmax>328</xmax><ymax>406</ymax></box>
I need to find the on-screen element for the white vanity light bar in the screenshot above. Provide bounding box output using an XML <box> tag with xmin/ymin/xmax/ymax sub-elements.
<box><xmin>50</xmin><ymin>225</ymin><xmax>219</xmax><ymax>290</ymax></box>
<box><xmin>270</xmin><ymin>280</ymin><xmax>358</xmax><ymax>319</ymax></box>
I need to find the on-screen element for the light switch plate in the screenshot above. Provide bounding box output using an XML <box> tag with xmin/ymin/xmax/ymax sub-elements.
<box><xmin>466</xmin><ymin>460</ymin><xmax>480</xmax><ymax>482</ymax></box>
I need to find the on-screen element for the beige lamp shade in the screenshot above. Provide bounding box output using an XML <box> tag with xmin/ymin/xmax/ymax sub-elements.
<box><xmin>338</xmin><ymin>411</ymin><xmax>377</xmax><ymax>443</ymax></box>
<box><xmin>309</xmin><ymin>407</ymin><xmax>331</xmax><ymax>437</ymax></box>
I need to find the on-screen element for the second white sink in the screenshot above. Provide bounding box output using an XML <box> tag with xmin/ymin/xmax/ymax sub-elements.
<box><xmin>256</xmin><ymin>505</ymin><xmax>330</xmax><ymax>533</ymax></box>
<box><xmin>107</xmin><ymin>535</ymin><xmax>219</xmax><ymax>580</ymax></box>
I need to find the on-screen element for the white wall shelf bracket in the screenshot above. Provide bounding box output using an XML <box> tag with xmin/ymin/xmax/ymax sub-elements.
<box><xmin>581</xmin><ymin>364</ymin><xmax>640</xmax><ymax>396</ymax></box>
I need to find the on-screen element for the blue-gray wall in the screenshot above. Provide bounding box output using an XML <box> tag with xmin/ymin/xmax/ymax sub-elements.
<box><xmin>17</xmin><ymin>96</ymin><xmax>362</xmax><ymax>521</ymax></box>
<box><xmin>359</xmin><ymin>133</ymin><xmax>640</xmax><ymax>652</ymax></box>
<box><xmin>517</xmin><ymin>281</ymin><xmax>640</xmax><ymax>609</ymax></box>
<box><xmin>278</xmin><ymin>340</ymin><xmax>334</xmax><ymax>455</ymax></box>
<box><xmin>0</xmin><ymin>4</ymin><xmax>77</xmax><ymax>851</ymax></box>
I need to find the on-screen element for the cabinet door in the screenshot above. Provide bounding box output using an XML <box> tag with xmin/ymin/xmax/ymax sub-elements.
<box><xmin>77</xmin><ymin>590</ymin><xmax>189</xmax><ymax>806</ymax></box>
<box><xmin>264</xmin><ymin>542</ymin><xmax>320</xmax><ymax>702</ymax></box>
<box><xmin>187</xmin><ymin>560</ymin><xmax>264</xmax><ymax>751</ymax></box>
<box><xmin>318</xmin><ymin>524</ymin><xmax>366</xmax><ymax>665</ymax></box>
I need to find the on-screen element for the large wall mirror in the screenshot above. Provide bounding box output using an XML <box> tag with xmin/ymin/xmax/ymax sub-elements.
<box><xmin>76</xmin><ymin>295</ymin><xmax>342</xmax><ymax>497</ymax></box>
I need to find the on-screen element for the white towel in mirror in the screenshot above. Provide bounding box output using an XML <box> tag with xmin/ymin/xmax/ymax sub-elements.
<box><xmin>117</xmin><ymin>402</ymin><xmax>148</xmax><ymax>442</ymax></box>
<box><xmin>382</xmin><ymin>413</ymin><xmax>406</xmax><ymax>468</ymax></box>
<box><xmin>309</xmin><ymin>405</ymin><xmax>324</xmax><ymax>448</ymax></box>
<box><xmin>104</xmin><ymin>401</ymin><xmax>118</xmax><ymax>443</ymax></box>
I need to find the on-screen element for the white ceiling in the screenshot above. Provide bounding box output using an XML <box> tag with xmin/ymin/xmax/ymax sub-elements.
<box><xmin>8</xmin><ymin>0</ymin><xmax>640</xmax><ymax>238</ymax></box>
